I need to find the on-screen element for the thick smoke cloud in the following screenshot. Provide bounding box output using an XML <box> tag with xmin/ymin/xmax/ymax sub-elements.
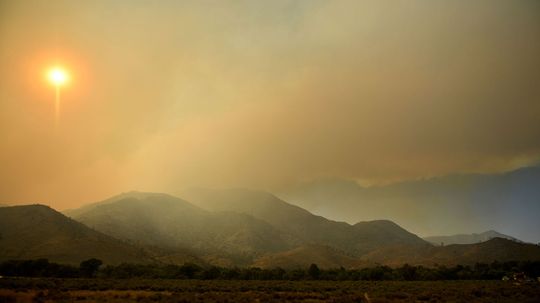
<box><xmin>0</xmin><ymin>0</ymin><xmax>539</xmax><ymax>210</ymax></box>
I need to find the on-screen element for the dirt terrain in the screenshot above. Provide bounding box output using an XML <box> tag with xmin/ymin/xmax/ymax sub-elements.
<box><xmin>1</xmin><ymin>278</ymin><xmax>539</xmax><ymax>302</ymax></box>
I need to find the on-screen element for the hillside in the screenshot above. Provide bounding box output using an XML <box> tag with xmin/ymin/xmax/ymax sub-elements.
<box><xmin>0</xmin><ymin>205</ymin><xmax>151</xmax><ymax>265</ymax></box>
<box><xmin>361</xmin><ymin>238</ymin><xmax>540</xmax><ymax>267</ymax></box>
<box><xmin>277</xmin><ymin>166</ymin><xmax>540</xmax><ymax>243</ymax></box>
<box><xmin>66</xmin><ymin>192</ymin><xmax>296</xmax><ymax>265</ymax></box>
<box><xmin>424</xmin><ymin>230</ymin><xmax>520</xmax><ymax>246</ymax></box>
<box><xmin>252</xmin><ymin>244</ymin><xmax>373</xmax><ymax>269</ymax></box>
<box><xmin>180</xmin><ymin>188</ymin><xmax>430</xmax><ymax>256</ymax></box>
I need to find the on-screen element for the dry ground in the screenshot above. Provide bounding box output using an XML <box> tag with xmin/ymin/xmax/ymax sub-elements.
<box><xmin>0</xmin><ymin>278</ymin><xmax>539</xmax><ymax>302</ymax></box>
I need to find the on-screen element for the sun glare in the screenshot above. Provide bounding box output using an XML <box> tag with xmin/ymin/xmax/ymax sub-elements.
<box><xmin>48</xmin><ymin>67</ymin><xmax>69</xmax><ymax>86</ymax></box>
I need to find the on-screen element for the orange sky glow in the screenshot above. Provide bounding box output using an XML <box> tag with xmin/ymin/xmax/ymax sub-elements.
<box><xmin>0</xmin><ymin>0</ymin><xmax>539</xmax><ymax>215</ymax></box>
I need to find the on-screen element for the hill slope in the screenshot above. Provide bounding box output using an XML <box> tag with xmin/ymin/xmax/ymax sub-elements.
<box><xmin>361</xmin><ymin>238</ymin><xmax>540</xmax><ymax>266</ymax></box>
<box><xmin>252</xmin><ymin>244</ymin><xmax>373</xmax><ymax>269</ymax></box>
<box><xmin>0</xmin><ymin>205</ymin><xmax>151</xmax><ymax>265</ymax></box>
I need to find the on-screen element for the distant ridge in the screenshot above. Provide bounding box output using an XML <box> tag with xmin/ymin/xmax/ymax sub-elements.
<box><xmin>180</xmin><ymin>188</ymin><xmax>430</xmax><ymax>256</ymax></box>
<box><xmin>424</xmin><ymin>230</ymin><xmax>520</xmax><ymax>246</ymax></box>
<box><xmin>278</xmin><ymin>165</ymin><xmax>540</xmax><ymax>243</ymax></box>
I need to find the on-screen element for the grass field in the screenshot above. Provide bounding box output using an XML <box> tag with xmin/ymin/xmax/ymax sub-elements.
<box><xmin>0</xmin><ymin>278</ymin><xmax>539</xmax><ymax>302</ymax></box>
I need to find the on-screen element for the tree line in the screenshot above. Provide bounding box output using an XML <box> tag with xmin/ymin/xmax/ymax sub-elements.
<box><xmin>1</xmin><ymin>259</ymin><xmax>539</xmax><ymax>281</ymax></box>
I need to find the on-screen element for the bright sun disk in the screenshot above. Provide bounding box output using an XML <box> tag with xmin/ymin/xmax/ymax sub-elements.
<box><xmin>48</xmin><ymin>67</ymin><xmax>69</xmax><ymax>86</ymax></box>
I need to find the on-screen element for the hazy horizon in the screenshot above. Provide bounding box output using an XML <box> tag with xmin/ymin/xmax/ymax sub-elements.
<box><xmin>3</xmin><ymin>162</ymin><xmax>539</xmax><ymax>242</ymax></box>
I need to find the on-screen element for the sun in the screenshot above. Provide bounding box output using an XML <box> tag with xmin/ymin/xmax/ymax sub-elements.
<box><xmin>48</xmin><ymin>67</ymin><xmax>69</xmax><ymax>86</ymax></box>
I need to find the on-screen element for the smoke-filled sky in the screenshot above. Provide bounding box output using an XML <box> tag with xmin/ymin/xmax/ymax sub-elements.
<box><xmin>1</xmin><ymin>0</ymin><xmax>540</xmax><ymax>212</ymax></box>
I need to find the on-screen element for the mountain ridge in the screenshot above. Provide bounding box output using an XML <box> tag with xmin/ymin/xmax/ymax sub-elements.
<box><xmin>277</xmin><ymin>165</ymin><xmax>540</xmax><ymax>243</ymax></box>
<box><xmin>424</xmin><ymin>230</ymin><xmax>520</xmax><ymax>246</ymax></box>
<box><xmin>180</xmin><ymin>188</ymin><xmax>430</xmax><ymax>257</ymax></box>
<box><xmin>66</xmin><ymin>192</ymin><xmax>298</xmax><ymax>266</ymax></box>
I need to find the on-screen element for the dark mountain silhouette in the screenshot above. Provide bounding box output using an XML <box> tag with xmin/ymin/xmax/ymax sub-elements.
<box><xmin>424</xmin><ymin>230</ymin><xmax>520</xmax><ymax>246</ymax></box>
<box><xmin>0</xmin><ymin>205</ymin><xmax>151</xmax><ymax>265</ymax></box>
<box><xmin>277</xmin><ymin>165</ymin><xmax>540</xmax><ymax>243</ymax></box>
<box><xmin>180</xmin><ymin>188</ymin><xmax>430</xmax><ymax>256</ymax></box>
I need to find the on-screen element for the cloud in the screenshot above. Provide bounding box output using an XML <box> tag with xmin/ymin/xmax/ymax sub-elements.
<box><xmin>1</xmin><ymin>0</ymin><xmax>539</xmax><ymax>208</ymax></box>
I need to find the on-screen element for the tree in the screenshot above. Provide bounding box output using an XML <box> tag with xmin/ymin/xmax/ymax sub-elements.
<box><xmin>399</xmin><ymin>264</ymin><xmax>418</xmax><ymax>281</ymax></box>
<box><xmin>179</xmin><ymin>262</ymin><xmax>201</xmax><ymax>279</ymax></box>
<box><xmin>308</xmin><ymin>263</ymin><xmax>320</xmax><ymax>279</ymax></box>
<box><xmin>79</xmin><ymin>258</ymin><xmax>102</xmax><ymax>277</ymax></box>
<box><xmin>202</xmin><ymin>266</ymin><xmax>221</xmax><ymax>280</ymax></box>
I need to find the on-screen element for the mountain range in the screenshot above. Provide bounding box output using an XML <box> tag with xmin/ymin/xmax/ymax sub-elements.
<box><xmin>180</xmin><ymin>188</ymin><xmax>429</xmax><ymax>257</ymax></box>
<box><xmin>277</xmin><ymin>165</ymin><xmax>540</xmax><ymax>243</ymax></box>
<box><xmin>2</xmin><ymin>189</ymin><xmax>540</xmax><ymax>268</ymax></box>
<box><xmin>0</xmin><ymin>188</ymin><xmax>540</xmax><ymax>268</ymax></box>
